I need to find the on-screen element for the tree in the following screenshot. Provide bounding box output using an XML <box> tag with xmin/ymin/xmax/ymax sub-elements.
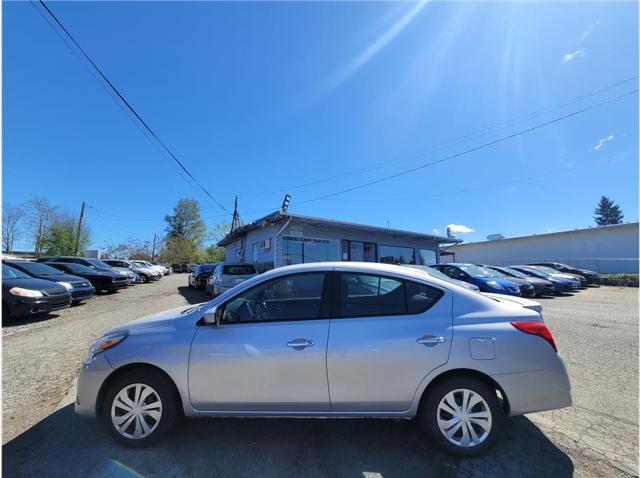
<box><xmin>594</xmin><ymin>196</ymin><xmax>624</xmax><ymax>226</ymax></box>
<box><xmin>26</xmin><ymin>196</ymin><xmax>58</xmax><ymax>256</ymax></box>
<box><xmin>159</xmin><ymin>236</ymin><xmax>197</xmax><ymax>264</ymax></box>
<box><xmin>42</xmin><ymin>214</ymin><xmax>91</xmax><ymax>256</ymax></box>
<box><xmin>164</xmin><ymin>199</ymin><xmax>207</xmax><ymax>248</ymax></box>
<box><xmin>2</xmin><ymin>203</ymin><xmax>26</xmax><ymax>253</ymax></box>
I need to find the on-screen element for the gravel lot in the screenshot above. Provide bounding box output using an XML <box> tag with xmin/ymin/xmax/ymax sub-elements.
<box><xmin>3</xmin><ymin>275</ymin><xmax>638</xmax><ymax>477</ymax></box>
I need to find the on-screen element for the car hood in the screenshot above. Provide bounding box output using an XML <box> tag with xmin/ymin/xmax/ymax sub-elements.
<box><xmin>2</xmin><ymin>277</ymin><xmax>69</xmax><ymax>294</ymax></box>
<box><xmin>475</xmin><ymin>277</ymin><xmax>519</xmax><ymax>287</ymax></box>
<box><xmin>34</xmin><ymin>273</ymin><xmax>90</xmax><ymax>284</ymax></box>
<box><xmin>480</xmin><ymin>293</ymin><xmax>543</xmax><ymax>313</ymax></box>
<box><xmin>108</xmin><ymin>303</ymin><xmax>207</xmax><ymax>333</ymax></box>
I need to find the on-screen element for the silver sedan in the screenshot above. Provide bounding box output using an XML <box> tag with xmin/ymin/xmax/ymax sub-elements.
<box><xmin>76</xmin><ymin>262</ymin><xmax>571</xmax><ymax>456</ymax></box>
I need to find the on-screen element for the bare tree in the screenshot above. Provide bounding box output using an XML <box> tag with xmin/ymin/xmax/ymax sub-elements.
<box><xmin>2</xmin><ymin>203</ymin><xmax>26</xmax><ymax>253</ymax></box>
<box><xmin>26</xmin><ymin>196</ymin><xmax>58</xmax><ymax>257</ymax></box>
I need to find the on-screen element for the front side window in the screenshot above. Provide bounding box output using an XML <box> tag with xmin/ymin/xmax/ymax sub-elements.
<box><xmin>379</xmin><ymin>245</ymin><xmax>415</xmax><ymax>265</ymax></box>
<box><xmin>221</xmin><ymin>273</ymin><xmax>326</xmax><ymax>323</ymax></box>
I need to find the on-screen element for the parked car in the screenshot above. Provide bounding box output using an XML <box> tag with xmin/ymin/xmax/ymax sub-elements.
<box><xmin>131</xmin><ymin>260</ymin><xmax>165</xmax><ymax>278</ymax></box>
<box><xmin>188</xmin><ymin>264</ymin><xmax>215</xmax><ymax>290</ymax></box>
<box><xmin>46</xmin><ymin>262</ymin><xmax>130</xmax><ymax>293</ymax></box>
<box><xmin>3</xmin><ymin>260</ymin><xmax>95</xmax><ymax>303</ymax></box>
<box><xmin>38</xmin><ymin>256</ymin><xmax>134</xmax><ymax>285</ymax></box>
<box><xmin>509</xmin><ymin>266</ymin><xmax>577</xmax><ymax>294</ymax></box>
<box><xmin>206</xmin><ymin>262</ymin><xmax>258</xmax><ymax>297</ymax></box>
<box><xmin>430</xmin><ymin>264</ymin><xmax>522</xmax><ymax>296</ymax></box>
<box><xmin>76</xmin><ymin>262</ymin><xmax>571</xmax><ymax>455</ymax></box>
<box><xmin>150</xmin><ymin>262</ymin><xmax>171</xmax><ymax>275</ymax></box>
<box><xmin>524</xmin><ymin>265</ymin><xmax>586</xmax><ymax>289</ymax></box>
<box><xmin>102</xmin><ymin>259</ymin><xmax>161</xmax><ymax>283</ymax></box>
<box><xmin>403</xmin><ymin>265</ymin><xmax>480</xmax><ymax>292</ymax></box>
<box><xmin>171</xmin><ymin>263</ymin><xmax>184</xmax><ymax>273</ymax></box>
<box><xmin>472</xmin><ymin>265</ymin><xmax>536</xmax><ymax>298</ymax></box>
<box><xmin>483</xmin><ymin>265</ymin><xmax>555</xmax><ymax>297</ymax></box>
<box><xmin>2</xmin><ymin>263</ymin><xmax>72</xmax><ymax>318</ymax></box>
<box><xmin>528</xmin><ymin>262</ymin><xmax>599</xmax><ymax>286</ymax></box>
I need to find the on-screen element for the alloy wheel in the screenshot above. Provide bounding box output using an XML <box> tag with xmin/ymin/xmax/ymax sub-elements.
<box><xmin>111</xmin><ymin>383</ymin><xmax>163</xmax><ymax>440</ymax></box>
<box><xmin>436</xmin><ymin>388</ymin><xmax>492</xmax><ymax>448</ymax></box>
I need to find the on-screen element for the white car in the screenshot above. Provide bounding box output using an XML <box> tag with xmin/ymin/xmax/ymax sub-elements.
<box><xmin>130</xmin><ymin>261</ymin><xmax>165</xmax><ymax>278</ymax></box>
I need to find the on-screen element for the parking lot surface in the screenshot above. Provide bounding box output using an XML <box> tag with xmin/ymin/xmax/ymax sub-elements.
<box><xmin>3</xmin><ymin>275</ymin><xmax>638</xmax><ymax>477</ymax></box>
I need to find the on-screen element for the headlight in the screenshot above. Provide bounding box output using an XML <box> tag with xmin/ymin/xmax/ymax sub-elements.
<box><xmin>57</xmin><ymin>281</ymin><xmax>73</xmax><ymax>290</ymax></box>
<box><xmin>9</xmin><ymin>287</ymin><xmax>44</xmax><ymax>298</ymax></box>
<box><xmin>486</xmin><ymin>281</ymin><xmax>505</xmax><ymax>290</ymax></box>
<box><xmin>83</xmin><ymin>331</ymin><xmax>128</xmax><ymax>365</ymax></box>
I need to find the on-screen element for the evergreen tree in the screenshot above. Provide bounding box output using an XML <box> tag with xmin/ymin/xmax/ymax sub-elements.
<box><xmin>594</xmin><ymin>196</ymin><xmax>624</xmax><ymax>226</ymax></box>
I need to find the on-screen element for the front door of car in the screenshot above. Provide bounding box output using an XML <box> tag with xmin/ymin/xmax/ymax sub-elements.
<box><xmin>327</xmin><ymin>271</ymin><xmax>452</xmax><ymax>411</ymax></box>
<box><xmin>189</xmin><ymin>272</ymin><xmax>332</xmax><ymax>411</ymax></box>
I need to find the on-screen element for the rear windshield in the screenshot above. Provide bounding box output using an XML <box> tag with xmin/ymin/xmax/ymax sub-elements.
<box><xmin>223</xmin><ymin>265</ymin><xmax>256</xmax><ymax>275</ymax></box>
<box><xmin>200</xmin><ymin>264</ymin><xmax>214</xmax><ymax>272</ymax></box>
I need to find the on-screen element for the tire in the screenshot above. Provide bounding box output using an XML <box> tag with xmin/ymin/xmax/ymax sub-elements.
<box><xmin>141</xmin><ymin>274</ymin><xmax>149</xmax><ymax>284</ymax></box>
<box><xmin>2</xmin><ymin>302</ymin><xmax>11</xmax><ymax>320</ymax></box>
<box><xmin>103</xmin><ymin>369</ymin><xmax>177</xmax><ymax>447</ymax></box>
<box><xmin>419</xmin><ymin>376</ymin><xmax>501</xmax><ymax>457</ymax></box>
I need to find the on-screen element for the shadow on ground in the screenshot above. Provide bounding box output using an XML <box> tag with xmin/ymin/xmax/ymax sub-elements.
<box><xmin>3</xmin><ymin>404</ymin><xmax>574</xmax><ymax>478</ymax></box>
<box><xmin>177</xmin><ymin>285</ymin><xmax>210</xmax><ymax>305</ymax></box>
<box><xmin>2</xmin><ymin>311</ymin><xmax>62</xmax><ymax>328</ymax></box>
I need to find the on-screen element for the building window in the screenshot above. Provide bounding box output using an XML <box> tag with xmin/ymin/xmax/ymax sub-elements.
<box><xmin>282</xmin><ymin>236</ymin><xmax>339</xmax><ymax>265</ymax></box>
<box><xmin>418</xmin><ymin>248</ymin><xmax>437</xmax><ymax>265</ymax></box>
<box><xmin>379</xmin><ymin>245</ymin><xmax>415</xmax><ymax>265</ymax></box>
<box><xmin>341</xmin><ymin>240</ymin><xmax>377</xmax><ymax>262</ymax></box>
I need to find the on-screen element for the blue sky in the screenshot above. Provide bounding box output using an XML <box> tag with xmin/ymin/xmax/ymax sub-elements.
<box><xmin>3</xmin><ymin>1</ymin><xmax>638</xmax><ymax>249</ymax></box>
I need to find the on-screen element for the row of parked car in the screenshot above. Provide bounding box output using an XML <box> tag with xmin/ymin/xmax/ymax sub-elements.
<box><xmin>2</xmin><ymin>256</ymin><xmax>171</xmax><ymax>320</ymax></box>
<box><xmin>186</xmin><ymin>262</ymin><xmax>259</xmax><ymax>297</ymax></box>
<box><xmin>419</xmin><ymin>262</ymin><xmax>599</xmax><ymax>297</ymax></box>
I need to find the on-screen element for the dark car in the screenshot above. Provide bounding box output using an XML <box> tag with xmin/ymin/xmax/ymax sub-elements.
<box><xmin>482</xmin><ymin>265</ymin><xmax>555</xmax><ymax>297</ymax></box>
<box><xmin>526</xmin><ymin>265</ymin><xmax>587</xmax><ymax>289</ymax></box>
<box><xmin>188</xmin><ymin>263</ymin><xmax>215</xmax><ymax>290</ymax></box>
<box><xmin>430</xmin><ymin>263</ymin><xmax>522</xmax><ymax>296</ymax></box>
<box><xmin>528</xmin><ymin>262</ymin><xmax>600</xmax><ymax>286</ymax></box>
<box><xmin>473</xmin><ymin>265</ymin><xmax>536</xmax><ymax>298</ymax></box>
<box><xmin>4</xmin><ymin>260</ymin><xmax>95</xmax><ymax>303</ymax></box>
<box><xmin>510</xmin><ymin>265</ymin><xmax>577</xmax><ymax>294</ymax></box>
<box><xmin>46</xmin><ymin>262</ymin><xmax>129</xmax><ymax>293</ymax></box>
<box><xmin>171</xmin><ymin>263</ymin><xmax>185</xmax><ymax>273</ymax></box>
<box><xmin>2</xmin><ymin>263</ymin><xmax>71</xmax><ymax>319</ymax></box>
<box><xmin>37</xmin><ymin>256</ymin><xmax>133</xmax><ymax>285</ymax></box>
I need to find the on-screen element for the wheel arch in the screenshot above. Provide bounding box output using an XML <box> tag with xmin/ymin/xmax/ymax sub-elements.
<box><xmin>418</xmin><ymin>368</ymin><xmax>510</xmax><ymax>415</ymax></box>
<box><xmin>95</xmin><ymin>362</ymin><xmax>185</xmax><ymax>418</ymax></box>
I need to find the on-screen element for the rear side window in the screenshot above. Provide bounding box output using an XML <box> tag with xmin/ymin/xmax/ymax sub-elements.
<box><xmin>338</xmin><ymin>273</ymin><xmax>443</xmax><ymax>318</ymax></box>
<box><xmin>223</xmin><ymin>265</ymin><xmax>256</xmax><ymax>275</ymax></box>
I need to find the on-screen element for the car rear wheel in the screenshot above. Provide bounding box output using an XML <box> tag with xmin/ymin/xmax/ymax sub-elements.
<box><xmin>103</xmin><ymin>370</ymin><xmax>177</xmax><ymax>447</ymax></box>
<box><xmin>141</xmin><ymin>274</ymin><xmax>149</xmax><ymax>283</ymax></box>
<box><xmin>419</xmin><ymin>376</ymin><xmax>501</xmax><ymax>457</ymax></box>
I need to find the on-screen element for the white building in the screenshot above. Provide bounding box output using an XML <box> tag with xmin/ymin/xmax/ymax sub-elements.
<box><xmin>443</xmin><ymin>222</ymin><xmax>639</xmax><ymax>274</ymax></box>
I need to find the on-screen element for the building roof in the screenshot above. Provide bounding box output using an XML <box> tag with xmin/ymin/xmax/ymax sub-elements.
<box><xmin>448</xmin><ymin>221</ymin><xmax>639</xmax><ymax>249</ymax></box>
<box><xmin>217</xmin><ymin>210</ymin><xmax>462</xmax><ymax>247</ymax></box>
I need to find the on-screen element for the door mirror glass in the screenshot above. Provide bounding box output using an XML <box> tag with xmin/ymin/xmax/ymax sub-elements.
<box><xmin>203</xmin><ymin>306</ymin><xmax>221</xmax><ymax>326</ymax></box>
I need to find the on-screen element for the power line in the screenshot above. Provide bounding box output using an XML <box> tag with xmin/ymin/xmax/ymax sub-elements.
<box><xmin>292</xmin><ymin>89</ymin><xmax>638</xmax><ymax>207</ymax></box>
<box><xmin>236</xmin><ymin>75</ymin><xmax>638</xmax><ymax>202</ymax></box>
<box><xmin>34</xmin><ymin>0</ymin><xmax>230</xmax><ymax>213</ymax></box>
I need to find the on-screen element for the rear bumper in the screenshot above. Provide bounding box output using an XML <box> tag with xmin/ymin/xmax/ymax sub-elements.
<box><xmin>496</xmin><ymin>355</ymin><xmax>572</xmax><ymax>416</ymax></box>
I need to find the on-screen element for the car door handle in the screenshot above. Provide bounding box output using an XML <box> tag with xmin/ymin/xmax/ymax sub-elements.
<box><xmin>417</xmin><ymin>335</ymin><xmax>446</xmax><ymax>345</ymax></box>
<box><xmin>287</xmin><ymin>339</ymin><xmax>315</xmax><ymax>349</ymax></box>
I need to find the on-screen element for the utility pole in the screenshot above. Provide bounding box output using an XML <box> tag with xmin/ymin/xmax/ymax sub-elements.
<box><xmin>151</xmin><ymin>233</ymin><xmax>157</xmax><ymax>261</ymax></box>
<box><xmin>230</xmin><ymin>196</ymin><xmax>239</xmax><ymax>233</ymax></box>
<box><xmin>75</xmin><ymin>201</ymin><xmax>86</xmax><ymax>255</ymax></box>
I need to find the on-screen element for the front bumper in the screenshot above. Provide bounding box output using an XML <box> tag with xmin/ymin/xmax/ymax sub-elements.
<box><xmin>519</xmin><ymin>286</ymin><xmax>536</xmax><ymax>298</ymax></box>
<box><xmin>71</xmin><ymin>286</ymin><xmax>96</xmax><ymax>303</ymax></box>
<box><xmin>9</xmin><ymin>294</ymin><xmax>71</xmax><ymax>316</ymax></box>
<box><xmin>496</xmin><ymin>354</ymin><xmax>572</xmax><ymax>416</ymax></box>
<box><xmin>75</xmin><ymin>353</ymin><xmax>114</xmax><ymax>418</ymax></box>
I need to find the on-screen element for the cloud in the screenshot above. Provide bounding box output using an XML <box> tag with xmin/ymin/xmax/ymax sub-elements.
<box><xmin>582</xmin><ymin>21</ymin><xmax>600</xmax><ymax>41</ymax></box>
<box><xmin>432</xmin><ymin>228</ymin><xmax>441</xmax><ymax>235</ymax></box>
<box><xmin>446</xmin><ymin>224</ymin><xmax>475</xmax><ymax>234</ymax></box>
<box><xmin>593</xmin><ymin>134</ymin><xmax>615</xmax><ymax>151</ymax></box>
<box><xmin>562</xmin><ymin>48</ymin><xmax>586</xmax><ymax>63</ymax></box>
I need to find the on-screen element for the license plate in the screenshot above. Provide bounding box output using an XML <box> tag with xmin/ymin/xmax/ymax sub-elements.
<box><xmin>235</xmin><ymin>278</ymin><xmax>245</xmax><ymax>284</ymax></box>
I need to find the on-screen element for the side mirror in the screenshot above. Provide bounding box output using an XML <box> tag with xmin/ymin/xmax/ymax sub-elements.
<box><xmin>203</xmin><ymin>306</ymin><xmax>222</xmax><ymax>326</ymax></box>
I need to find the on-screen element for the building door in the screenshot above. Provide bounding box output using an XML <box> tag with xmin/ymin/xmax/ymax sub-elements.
<box><xmin>350</xmin><ymin>241</ymin><xmax>364</xmax><ymax>261</ymax></box>
<box><xmin>364</xmin><ymin>243</ymin><xmax>377</xmax><ymax>262</ymax></box>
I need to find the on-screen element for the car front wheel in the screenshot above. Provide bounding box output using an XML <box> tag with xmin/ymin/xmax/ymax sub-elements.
<box><xmin>419</xmin><ymin>376</ymin><xmax>501</xmax><ymax>457</ymax></box>
<box><xmin>103</xmin><ymin>370</ymin><xmax>177</xmax><ymax>447</ymax></box>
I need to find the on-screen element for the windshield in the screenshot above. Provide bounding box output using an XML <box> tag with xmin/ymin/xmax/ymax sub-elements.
<box><xmin>501</xmin><ymin>267</ymin><xmax>528</xmax><ymax>278</ymax></box>
<box><xmin>519</xmin><ymin>267</ymin><xmax>547</xmax><ymax>278</ymax></box>
<box><xmin>200</xmin><ymin>264</ymin><xmax>214</xmax><ymax>272</ymax></box>
<box><xmin>2</xmin><ymin>263</ymin><xmax>31</xmax><ymax>279</ymax></box>
<box><xmin>132</xmin><ymin>262</ymin><xmax>148</xmax><ymax>268</ymax></box>
<box><xmin>87</xmin><ymin>258</ymin><xmax>112</xmax><ymax>269</ymax></box>
<box><xmin>531</xmin><ymin>265</ymin><xmax>561</xmax><ymax>274</ymax></box>
<box><xmin>10</xmin><ymin>261</ymin><xmax>61</xmax><ymax>276</ymax></box>
<box><xmin>52</xmin><ymin>262</ymin><xmax>94</xmax><ymax>274</ymax></box>
<box><xmin>223</xmin><ymin>265</ymin><xmax>256</xmax><ymax>275</ymax></box>
<box><xmin>459</xmin><ymin>264</ymin><xmax>495</xmax><ymax>278</ymax></box>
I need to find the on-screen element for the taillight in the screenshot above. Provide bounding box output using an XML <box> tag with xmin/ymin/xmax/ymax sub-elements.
<box><xmin>511</xmin><ymin>321</ymin><xmax>557</xmax><ymax>352</ymax></box>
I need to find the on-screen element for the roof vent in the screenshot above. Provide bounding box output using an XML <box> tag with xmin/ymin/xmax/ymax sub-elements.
<box><xmin>486</xmin><ymin>234</ymin><xmax>505</xmax><ymax>241</ymax></box>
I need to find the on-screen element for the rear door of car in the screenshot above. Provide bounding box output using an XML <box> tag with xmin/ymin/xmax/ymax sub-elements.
<box><xmin>189</xmin><ymin>271</ymin><xmax>332</xmax><ymax>411</ymax></box>
<box><xmin>326</xmin><ymin>270</ymin><xmax>452</xmax><ymax>411</ymax></box>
